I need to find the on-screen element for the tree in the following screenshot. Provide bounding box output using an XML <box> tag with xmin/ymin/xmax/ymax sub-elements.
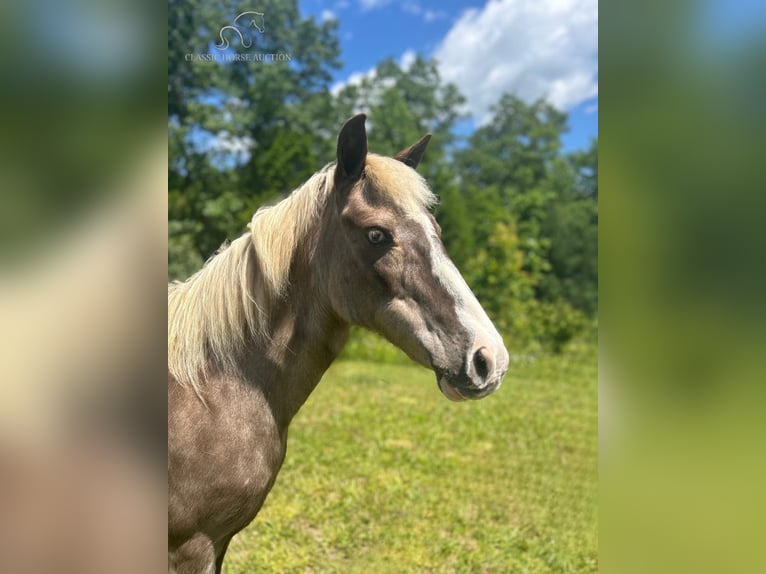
<box><xmin>168</xmin><ymin>0</ymin><xmax>342</xmax><ymax>280</ymax></box>
<box><xmin>435</xmin><ymin>185</ymin><xmax>474</xmax><ymax>270</ymax></box>
<box><xmin>542</xmin><ymin>138</ymin><xmax>598</xmax><ymax>314</ymax></box>
<box><xmin>466</xmin><ymin>220</ymin><xmax>535</xmax><ymax>335</ymax></box>
<box><xmin>334</xmin><ymin>55</ymin><xmax>464</xmax><ymax>173</ymax></box>
<box><xmin>457</xmin><ymin>94</ymin><xmax>567</xmax><ymax>201</ymax></box>
<box><xmin>455</xmin><ymin>95</ymin><xmax>567</xmax><ymax>293</ymax></box>
<box><xmin>455</xmin><ymin>95</ymin><xmax>596</xmax><ymax>349</ymax></box>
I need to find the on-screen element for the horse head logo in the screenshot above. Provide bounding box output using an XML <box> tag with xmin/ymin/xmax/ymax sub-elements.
<box><xmin>215</xmin><ymin>11</ymin><xmax>265</xmax><ymax>50</ymax></box>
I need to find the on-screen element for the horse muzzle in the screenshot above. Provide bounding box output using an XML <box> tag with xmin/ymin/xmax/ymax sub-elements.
<box><xmin>435</xmin><ymin>344</ymin><xmax>509</xmax><ymax>402</ymax></box>
<box><xmin>437</xmin><ymin>375</ymin><xmax>504</xmax><ymax>402</ymax></box>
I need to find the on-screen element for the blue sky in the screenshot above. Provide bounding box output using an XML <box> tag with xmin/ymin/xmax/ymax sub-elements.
<box><xmin>299</xmin><ymin>0</ymin><xmax>598</xmax><ymax>152</ymax></box>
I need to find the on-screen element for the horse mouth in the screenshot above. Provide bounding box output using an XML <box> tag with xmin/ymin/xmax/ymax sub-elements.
<box><xmin>437</xmin><ymin>377</ymin><xmax>467</xmax><ymax>402</ymax></box>
<box><xmin>437</xmin><ymin>375</ymin><xmax>502</xmax><ymax>402</ymax></box>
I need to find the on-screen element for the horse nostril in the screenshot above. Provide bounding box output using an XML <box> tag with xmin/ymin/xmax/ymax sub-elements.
<box><xmin>472</xmin><ymin>347</ymin><xmax>491</xmax><ymax>383</ymax></box>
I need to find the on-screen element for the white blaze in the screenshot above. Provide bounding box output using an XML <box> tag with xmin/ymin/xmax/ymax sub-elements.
<box><xmin>417</xmin><ymin>214</ymin><xmax>509</xmax><ymax>383</ymax></box>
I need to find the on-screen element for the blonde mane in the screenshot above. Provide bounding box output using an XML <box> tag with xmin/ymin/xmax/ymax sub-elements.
<box><xmin>168</xmin><ymin>155</ymin><xmax>437</xmax><ymax>397</ymax></box>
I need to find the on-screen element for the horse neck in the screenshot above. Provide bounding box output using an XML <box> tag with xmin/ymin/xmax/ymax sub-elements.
<box><xmin>241</xmin><ymin>215</ymin><xmax>348</xmax><ymax>429</ymax></box>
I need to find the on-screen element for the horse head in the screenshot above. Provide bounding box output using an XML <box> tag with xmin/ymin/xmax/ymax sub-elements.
<box><xmin>319</xmin><ymin>114</ymin><xmax>510</xmax><ymax>401</ymax></box>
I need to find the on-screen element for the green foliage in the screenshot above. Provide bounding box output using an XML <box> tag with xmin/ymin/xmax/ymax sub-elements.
<box><xmin>167</xmin><ymin>5</ymin><xmax>598</xmax><ymax>349</ymax></box>
<box><xmin>466</xmin><ymin>220</ymin><xmax>536</xmax><ymax>328</ymax></box>
<box><xmin>542</xmin><ymin>139</ymin><xmax>598</xmax><ymax>314</ymax></box>
<box><xmin>434</xmin><ymin>184</ymin><xmax>474</xmax><ymax>270</ymax></box>
<box><xmin>449</xmin><ymin>96</ymin><xmax>597</xmax><ymax>340</ymax></box>
<box><xmin>335</xmin><ymin>54</ymin><xmax>465</xmax><ymax>188</ymax></box>
<box><xmin>457</xmin><ymin>94</ymin><xmax>567</xmax><ymax>196</ymax></box>
<box><xmin>224</xmin><ymin>353</ymin><xmax>598</xmax><ymax>572</ymax></box>
<box><xmin>524</xmin><ymin>300</ymin><xmax>591</xmax><ymax>354</ymax></box>
<box><xmin>168</xmin><ymin>0</ymin><xmax>341</xmax><ymax>281</ymax></box>
<box><xmin>461</xmin><ymin>221</ymin><xmax>586</xmax><ymax>353</ymax></box>
<box><xmin>543</xmin><ymin>197</ymin><xmax>598</xmax><ymax>315</ymax></box>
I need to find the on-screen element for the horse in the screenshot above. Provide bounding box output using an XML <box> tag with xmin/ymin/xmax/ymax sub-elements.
<box><xmin>168</xmin><ymin>114</ymin><xmax>509</xmax><ymax>573</ymax></box>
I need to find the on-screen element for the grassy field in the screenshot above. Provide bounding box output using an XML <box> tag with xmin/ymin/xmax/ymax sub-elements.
<box><xmin>224</xmin><ymin>346</ymin><xmax>597</xmax><ymax>573</ymax></box>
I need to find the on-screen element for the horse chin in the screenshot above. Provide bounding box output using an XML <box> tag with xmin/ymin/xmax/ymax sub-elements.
<box><xmin>437</xmin><ymin>377</ymin><xmax>467</xmax><ymax>402</ymax></box>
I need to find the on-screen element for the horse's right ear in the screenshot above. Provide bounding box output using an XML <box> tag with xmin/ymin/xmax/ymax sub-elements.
<box><xmin>335</xmin><ymin>114</ymin><xmax>367</xmax><ymax>186</ymax></box>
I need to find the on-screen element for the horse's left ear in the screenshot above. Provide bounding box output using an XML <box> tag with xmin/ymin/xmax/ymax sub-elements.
<box><xmin>394</xmin><ymin>133</ymin><xmax>432</xmax><ymax>169</ymax></box>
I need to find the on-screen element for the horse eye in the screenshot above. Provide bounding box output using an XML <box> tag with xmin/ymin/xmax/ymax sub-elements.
<box><xmin>366</xmin><ymin>228</ymin><xmax>388</xmax><ymax>245</ymax></box>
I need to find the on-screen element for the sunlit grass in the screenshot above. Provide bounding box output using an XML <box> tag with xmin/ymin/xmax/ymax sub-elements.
<box><xmin>224</xmin><ymin>347</ymin><xmax>597</xmax><ymax>573</ymax></box>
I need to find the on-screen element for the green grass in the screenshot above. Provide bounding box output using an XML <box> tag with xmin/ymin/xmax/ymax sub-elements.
<box><xmin>224</xmin><ymin>347</ymin><xmax>597</xmax><ymax>573</ymax></box>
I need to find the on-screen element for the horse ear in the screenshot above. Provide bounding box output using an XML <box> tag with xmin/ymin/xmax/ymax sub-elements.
<box><xmin>335</xmin><ymin>114</ymin><xmax>368</xmax><ymax>185</ymax></box>
<box><xmin>394</xmin><ymin>133</ymin><xmax>432</xmax><ymax>169</ymax></box>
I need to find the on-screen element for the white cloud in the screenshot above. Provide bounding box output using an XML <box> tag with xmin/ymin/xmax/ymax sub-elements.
<box><xmin>330</xmin><ymin>68</ymin><xmax>374</xmax><ymax>97</ymax></box>
<box><xmin>423</xmin><ymin>9</ymin><xmax>447</xmax><ymax>22</ymax></box>
<box><xmin>433</xmin><ymin>0</ymin><xmax>598</xmax><ymax>123</ymax></box>
<box><xmin>208</xmin><ymin>132</ymin><xmax>253</xmax><ymax>156</ymax></box>
<box><xmin>330</xmin><ymin>49</ymin><xmax>417</xmax><ymax>97</ymax></box>
<box><xmin>320</xmin><ymin>9</ymin><xmax>337</xmax><ymax>22</ymax></box>
<box><xmin>399</xmin><ymin>49</ymin><xmax>416</xmax><ymax>70</ymax></box>
<box><xmin>399</xmin><ymin>2</ymin><xmax>447</xmax><ymax>23</ymax></box>
<box><xmin>401</xmin><ymin>2</ymin><xmax>420</xmax><ymax>14</ymax></box>
<box><xmin>359</xmin><ymin>0</ymin><xmax>392</xmax><ymax>10</ymax></box>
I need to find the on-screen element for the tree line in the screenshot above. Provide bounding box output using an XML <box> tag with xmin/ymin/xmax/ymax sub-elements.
<box><xmin>169</xmin><ymin>0</ymin><xmax>597</xmax><ymax>352</ymax></box>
